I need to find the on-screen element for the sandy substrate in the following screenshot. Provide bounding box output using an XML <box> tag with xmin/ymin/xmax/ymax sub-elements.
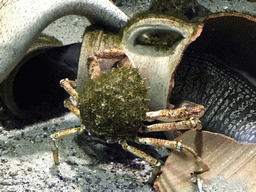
<box><xmin>0</xmin><ymin>108</ymin><xmax>163</xmax><ymax>191</ymax></box>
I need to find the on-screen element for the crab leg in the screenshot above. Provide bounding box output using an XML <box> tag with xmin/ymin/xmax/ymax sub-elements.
<box><xmin>134</xmin><ymin>137</ymin><xmax>210</xmax><ymax>174</ymax></box>
<box><xmin>60</xmin><ymin>78</ymin><xmax>78</xmax><ymax>100</ymax></box>
<box><xmin>51</xmin><ymin>126</ymin><xmax>84</xmax><ymax>165</ymax></box>
<box><xmin>141</xmin><ymin>117</ymin><xmax>202</xmax><ymax>132</ymax></box>
<box><xmin>59</xmin><ymin>78</ymin><xmax>80</xmax><ymax>117</ymax></box>
<box><xmin>119</xmin><ymin>139</ymin><xmax>161</xmax><ymax>167</ymax></box>
<box><xmin>63</xmin><ymin>99</ymin><xmax>80</xmax><ymax>118</ymax></box>
<box><xmin>88</xmin><ymin>48</ymin><xmax>134</xmax><ymax>79</ymax></box>
<box><xmin>90</xmin><ymin>48</ymin><xmax>127</xmax><ymax>59</ymax></box>
<box><xmin>119</xmin><ymin>139</ymin><xmax>162</xmax><ymax>184</ymax></box>
<box><xmin>145</xmin><ymin>101</ymin><xmax>204</xmax><ymax>122</ymax></box>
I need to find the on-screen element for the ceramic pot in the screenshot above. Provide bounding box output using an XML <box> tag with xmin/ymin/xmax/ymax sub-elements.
<box><xmin>77</xmin><ymin>14</ymin><xmax>197</xmax><ymax>111</ymax></box>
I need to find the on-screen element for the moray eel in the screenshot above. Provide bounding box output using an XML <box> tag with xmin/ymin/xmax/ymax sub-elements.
<box><xmin>169</xmin><ymin>51</ymin><xmax>256</xmax><ymax>143</ymax></box>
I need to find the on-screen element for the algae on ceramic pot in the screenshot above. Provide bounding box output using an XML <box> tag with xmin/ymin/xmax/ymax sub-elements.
<box><xmin>78</xmin><ymin>67</ymin><xmax>148</xmax><ymax>139</ymax></box>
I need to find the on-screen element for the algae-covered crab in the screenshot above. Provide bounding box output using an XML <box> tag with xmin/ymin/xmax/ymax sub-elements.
<box><xmin>50</xmin><ymin>48</ymin><xmax>209</xmax><ymax>177</ymax></box>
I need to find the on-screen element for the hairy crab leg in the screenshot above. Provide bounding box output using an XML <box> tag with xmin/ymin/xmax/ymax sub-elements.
<box><xmin>145</xmin><ymin>101</ymin><xmax>204</xmax><ymax>122</ymax></box>
<box><xmin>119</xmin><ymin>139</ymin><xmax>162</xmax><ymax>184</ymax></box>
<box><xmin>51</xmin><ymin>126</ymin><xmax>85</xmax><ymax>165</ymax></box>
<box><xmin>60</xmin><ymin>78</ymin><xmax>80</xmax><ymax>117</ymax></box>
<box><xmin>141</xmin><ymin>117</ymin><xmax>202</xmax><ymax>132</ymax></box>
<box><xmin>119</xmin><ymin>140</ymin><xmax>162</xmax><ymax>167</ymax></box>
<box><xmin>50</xmin><ymin>78</ymin><xmax>82</xmax><ymax>165</ymax></box>
<box><xmin>134</xmin><ymin>137</ymin><xmax>210</xmax><ymax>174</ymax></box>
<box><xmin>90</xmin><ymin>48</ymin><xmax>127</xmax><ymax>59</ymax></box>
<box><xmin>88</xmin><ymin>48</ymin><xmax>134</xmax><ymax>79</ymax></box>
<box><xmin>64</xmin><ymin>99</ymin><xmax>80</xmax><ymax>118</ymax></box>
<box><xmin>60</xmin><ymin>78</ymin><xmax>78</xmax><ymax>100</ymax></box>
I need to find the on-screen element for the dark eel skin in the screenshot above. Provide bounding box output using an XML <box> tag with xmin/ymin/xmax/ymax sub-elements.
<box><xmin>169</xmin><ymin>51</ymin><xmax>256</xmax><ymax>143</ymax></box>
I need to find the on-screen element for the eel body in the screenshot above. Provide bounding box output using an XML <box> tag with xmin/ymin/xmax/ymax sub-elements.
<box><xmin>169</xmin><ymin>51</ymin><xmax>256</xmax><ymax>143</ymax></box>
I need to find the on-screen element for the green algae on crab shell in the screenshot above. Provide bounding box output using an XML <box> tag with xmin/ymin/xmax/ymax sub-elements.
<box><xmin>78</xmin><ymin>67</ymin><xmax>148</xmax><ymax>139</ymax></box>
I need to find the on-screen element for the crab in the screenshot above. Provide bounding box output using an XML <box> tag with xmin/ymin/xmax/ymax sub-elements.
<box><xmin>50</xmin><ymin>48</ymin><xmax>209</xmax><ymax>179</ymax></box>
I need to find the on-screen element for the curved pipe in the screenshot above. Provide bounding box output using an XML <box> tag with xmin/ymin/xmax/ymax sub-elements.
<box><xmin>0</xmin><ymin>0</ymin><xmax>128</xmax><ymax>84</ymax></box>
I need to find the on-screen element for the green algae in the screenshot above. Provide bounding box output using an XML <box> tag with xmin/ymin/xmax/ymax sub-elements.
<box><xmin>78</xmin><ymin>67</ymin><xmax>148</xmax><ymax>139</ymax></box>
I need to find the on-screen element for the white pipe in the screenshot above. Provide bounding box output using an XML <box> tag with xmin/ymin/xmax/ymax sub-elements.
<box><xmin>0</xmin><ymin>0</ymin><xmax>128</xmax><ymax>83</ymax></box>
